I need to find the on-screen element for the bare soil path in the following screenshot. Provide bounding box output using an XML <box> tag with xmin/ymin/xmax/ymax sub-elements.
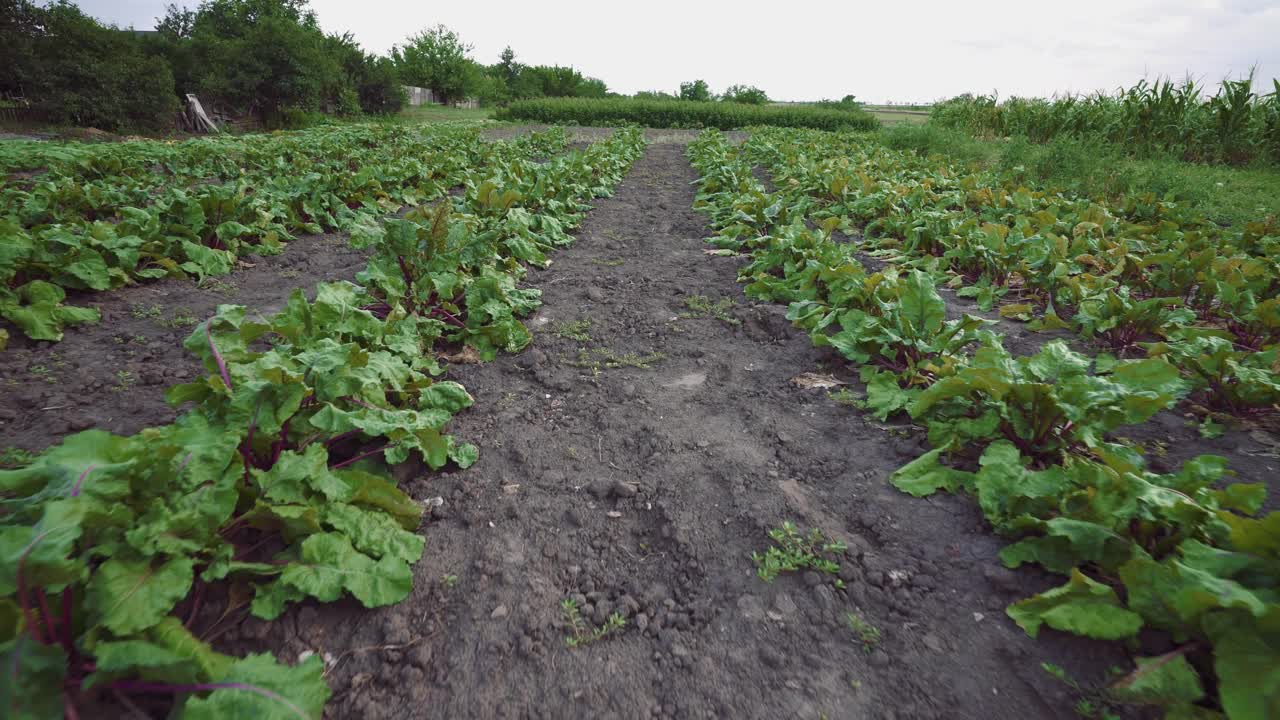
<box><xmin>226</xmin><ymin>139</ymin><xmax>1139</xmax><ymax>720</ymax></box>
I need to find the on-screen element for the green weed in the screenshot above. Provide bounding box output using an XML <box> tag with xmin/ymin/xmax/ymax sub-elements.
<box><xmin>561</xmin><ymin>599</ymin><xmax>625</xmax><ymax>648</ymax></box>
<box><xmin>0</xmin><ymin>447</ymin><xmax>37</xmax><ymax>469</ymax></box>
<box><xmin>570</xmin><ymin>347</ymin><xmax>665</xmax><ymax>372</ymax></box>
<box><xmin>752</xmin><ymin>521</ymin><xmax>846</xmax><ymax>585</ymax></box>
<box><xmin>845</xmin><ymin>612</ymin><xmax>881</xmax><ymax>652</ymax></box>
<box><xmin>129</xmin><ymin>303</ymin><xmax>164</xmax><ymax>320</ymax></box>
<box><xmin>159</xmin><ymin>308</ymin><xmax>199</xmax><ymax>329</ymax></box>
<box><xmin>553</xmin><ymin>319</ymin><xmax>592</xmax><ymax>342</ymax></box>
<box><xmin>111</xmin><ymin>370</ymin><xmax>136</xmax><ymax>393</ymax></box>
<box><xmin>680</xmin><ymin>294</ymin><xmax>741</xmax><ymax>326</ymax></box>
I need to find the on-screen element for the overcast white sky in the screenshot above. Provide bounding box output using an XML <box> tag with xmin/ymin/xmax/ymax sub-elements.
<box><xmin>81</xmin><ymin>0</ymin><xmax>1280</xmax><ymax>103</ymax></box>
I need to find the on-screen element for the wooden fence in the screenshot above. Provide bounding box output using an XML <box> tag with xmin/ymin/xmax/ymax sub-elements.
<box><xmin>0</xmin><ymin>105</ymin><xmax>49</xmax><ymax>124</ymax></box>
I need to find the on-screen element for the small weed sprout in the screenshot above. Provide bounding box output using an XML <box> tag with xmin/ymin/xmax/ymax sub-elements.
<box><xmin>0</xmin><ymin>447</ymin><xmax>37</xmax><ymax>469</ymax></box>
<box><xmin>160</xmin><ymin>308</ymin><xmax>199</xmax><ymax>329</ymax></box>
<box><xmin>828</xmin><ymin>388</ymin><xmax>862</xmax><ymax>407</ymax></box>
<box><xmin>441</xmin><ymin>574</ymin><xmax>459</xmax><ymax>589</ymax></box>
<box><xmin>199</xmin><ymin>278</ymin><xmax>237</xmax><ymax>294</ymax></box>
<box><xmin>29</xmin><ymin>364</ymin><xmax>57</xmax><ymax>384</ymax></box>
<box><xmin>561</xmin><ymin>599</ymin><xmax>625</xmax><ymax>648</ymax></box>
<box><xmin>570</xmin><ymin>347</ymin><xmax>666</xmax><ymax>372</ymax></box>
<box><xmin>752</xmin><ymin>521</ymin><xmax>846</xmax><ymax>586</ymax></box>
<box><xmin>553</xmin><ymin>319</ymin><xmax>592</xmax><ymax>342</ymax></box>
<box><xmin>129</xmin><ymin>303</ymin><xmax>163</xmax><ymax>320</ymax></box>
<box><xmin>680</xmin><ymin>295</ymin><xmax>741</xmax><ymax>326</ymax></box>
<box><xmin>1041</xmin><ymin>663</ymin><xmax>1122</xmax><ymax>720</ymax></box>
<box><xmin>111</xmin><ymin>370</ymin><xmax>136</xmax><ymax>393</ymax></box>
<box><xmin>845</xmin><ymin>612</ymin><xmax>880</xmax><ymax>652</ymax></box>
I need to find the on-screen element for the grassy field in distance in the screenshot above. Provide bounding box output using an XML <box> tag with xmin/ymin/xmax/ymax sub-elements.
<box><xmin>399</xmin><ymin>104</ymin><xmax>496</xmax><ymax>123</ymax></box>
<box><xmin>864</xmin><ymin>109</ymin><xmax>929</xmax><ymax>125</ymax></box>
<box><xmin>769</xmin><ymin>102</ymin><xmax>931</xmax><ymax>125</ymax></box>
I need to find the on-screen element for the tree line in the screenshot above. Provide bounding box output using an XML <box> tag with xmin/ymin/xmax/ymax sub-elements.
<box><xmin>2</xmin><ymin>0</ymin><xmax>406</xmax><ymax>130</ymax></box>
<box><xmin>0</xmin><ymin>0</ymin><xmax>615</xmax><ymax>132</ymax></box>
<box><xmin>0</xmin><ymin>0</ymin><xmax>799</xmax><ymax>133</ymax></box>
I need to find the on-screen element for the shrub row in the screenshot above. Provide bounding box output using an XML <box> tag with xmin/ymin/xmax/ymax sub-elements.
<box><xmin>496</xmin><ymin>98</ymin><xmax>879</xmax><ymax>131</ymax></box>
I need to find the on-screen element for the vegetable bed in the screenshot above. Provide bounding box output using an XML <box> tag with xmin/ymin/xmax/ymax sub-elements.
<box><xmin>689</xmin><ymin>126</ymin><xmax>1280</xmax><ymax>719</ymax></box>
<box><xmin>1</xmin><ymin>126</ymin><xmax>646</xmax><ymax>718</ymax></box>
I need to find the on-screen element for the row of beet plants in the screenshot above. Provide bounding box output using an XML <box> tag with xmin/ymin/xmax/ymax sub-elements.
<box><xmin>0</xmin><ymin>124</ymin><xmax>569</xmax><ymax>349</ymax></box>
<box><xmin>688</xmin><ymin>128</ymin><xmax>1278</xmax><ymax>720</ymax></box>
<box><xmin>744</xmin><ymin>126</ymin><xmax>1280</xmax><ymax>420</ymax></box>
<box><xmin>0</xmin><ymin>127</ymin><xmax>646</xmax><ymax>719</ymax></box>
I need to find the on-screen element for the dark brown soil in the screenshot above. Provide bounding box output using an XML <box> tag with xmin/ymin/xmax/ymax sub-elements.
<box><xmin>0</xmin><ymin>233</ymin><xmax>369</xmax><ymax>449</ymax></box>
<box><xmin>209</xmin><ymin>141</ymin><xmax>1172</xmax><ymax>720</ymax></box>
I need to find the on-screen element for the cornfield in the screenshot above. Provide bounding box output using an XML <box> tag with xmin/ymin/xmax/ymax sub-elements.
<box><xmin>931</xmin><ymin>73</ymin><xmax>1280</xmax><ymax>165</ymax></box>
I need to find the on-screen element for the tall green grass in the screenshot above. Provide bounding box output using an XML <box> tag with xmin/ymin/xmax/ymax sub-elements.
<box><xmin>932</xmin><ymin>74</ymin><xmax>1280</xmax><ymax>165</ymax></box>
<box><xmin>880</xmin><ymin>124</ymin><xmax>1280</xmax><ymax>229</ymax></box>
<box><xmin>495</xmin><ymin>98</ymin><xmax>879</xmax><ymax>131</ymax></box>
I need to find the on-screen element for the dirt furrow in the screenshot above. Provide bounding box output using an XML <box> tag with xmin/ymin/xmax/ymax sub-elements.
<box><xmin>229</xmin><ymin>139</ymin><xmax>1138</xmax><ymax>720</ymax></box>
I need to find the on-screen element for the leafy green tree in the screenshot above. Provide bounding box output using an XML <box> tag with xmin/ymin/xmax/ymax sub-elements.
<box><xmin>497</xmin><ymin>46</ymin><xmax>521</xmax><ymax>89</ymax></box>
<box><xmin>509</xmin><ymin>68</ymin><xmax>546</xmax><ymax>100</ymax></box>
<box><xmin>7</xmin><ymin>0</ymin><xmax>178</xmax><ymax>131</ymax></box>
<box><xmin>722</xmin><ymin>84</ymin><xmax>769</xmax><ymax>104</ymax></box>
<box><xmin>322</xmin><ymin>33</ymin><xmax>403</xmax><ymax>115</ymax></box>
<box><xmin>528</xmin><ymin>66</ymin><xmax>585</xmax><ymax>97</ymax></box>
<box><xmin>516</xmin><ymin>65</ymin><xmax>606</xmax><ymax>99</ymax></box>
<box><xmin>155</xmin><ymin>2</ymin><xmax>196</xmax><ymax>37</ymax></box>
<box><xmin>577</xmin><ymin>77</ymin><xmax>608</xmax><ymax>99</ymax></box>
<box><xmin>392</xmin><ymin>24</ymin><xmax>474</xmax><ymax>104</ymax></box>
<box><xmin>355</xmin><ymin>55</ymin><xmax>406</xmax><ymax>113</ymax></box>
<box><xmin>679</xmin><ymin>79</ymin><xmax>711</xmax><ymax>102</ymax></box>
<box><xmin>185</xmin><ymin>0</ymin><xmax>336</xmax><ymax>122</ymax></box>
<box><xmin>0</xmin><ymin>0</ymin><xmax>41</xmax><ymax>98</ymax></box>
<box><xmin>466</xmin><ymin>62</ymin><xmax>508</xmax><ymax>106</ymax></box>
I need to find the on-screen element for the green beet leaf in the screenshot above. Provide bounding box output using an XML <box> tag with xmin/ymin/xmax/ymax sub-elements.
<box><xmin>258</xmin><ymin>532</ymin><xmax>412</xmax><ymax>618</ymax></box>
<box><xmin>1108</xmin><ymin>651</ymin><xmax>1205</xmax><ymax>706</ymax></box>
<box><xmin>322</xmin><ymin>503</ymin><xmax>425</xmax><ymax>564</ymax></box>
<box><xmin>0</xmin><ymin>634</ymin><xmax>66</xmax><ymax>720</ymax></box>
<box><xmin>180</xmin><ymin>653</ymin><xmax>330</xmax><ymax>720</ymax></box>
<box><xmin>1007</xmin><ymin>569</ymin><xmax>1143</xmax><ymax>640</ymax></box>
<box><xmin>889</xmin><ymin>445</ymin><xmax>972</xmax><ymax>498</ymax></box>
<box><xmin>1204</xmin><ymin>611</ymin><xmax>1280</xmax><ymax>720</ymax></box>
<box><xmin>86</xmin><ymin>555</ymin><xmax>195</xmax><ymax>635</ymax></box>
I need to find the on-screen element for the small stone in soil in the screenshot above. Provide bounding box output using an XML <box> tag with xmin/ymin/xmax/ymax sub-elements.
<box><xmin>773</xmin><ymin>593</ymin><xmax>798</xmax><ymax>615</ymax></box>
